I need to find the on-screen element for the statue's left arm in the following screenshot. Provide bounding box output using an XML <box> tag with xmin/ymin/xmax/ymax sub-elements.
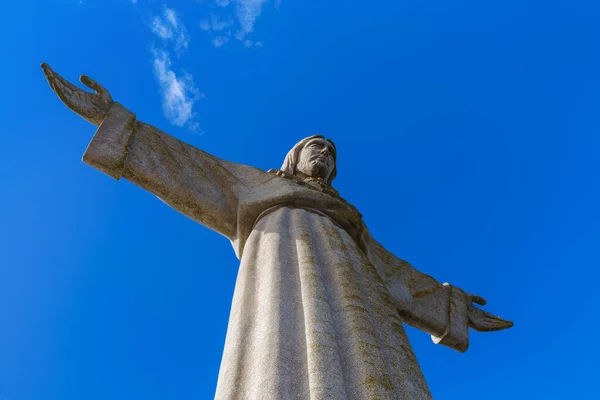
<box><xmin>364</xmin><ymin>234</ymin><xmax>513</xmax><ymax>352</ymax></box>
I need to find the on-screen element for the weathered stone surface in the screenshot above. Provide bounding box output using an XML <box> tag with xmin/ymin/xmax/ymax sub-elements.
<box><xmin>82</xmin><ymin>102</ymin><xmax>135</xmax><ymax>180</ymax></box>
<box><xmin>42</xmin><ymin>63</ymin><xmax>513</xmax><ymax>400</ymax></box>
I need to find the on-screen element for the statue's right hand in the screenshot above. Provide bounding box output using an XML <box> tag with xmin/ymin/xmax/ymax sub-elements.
<box><xmin>41</xmin><ymin>63</ymin><xmax>114</xmax><ymax>126</ymax></box>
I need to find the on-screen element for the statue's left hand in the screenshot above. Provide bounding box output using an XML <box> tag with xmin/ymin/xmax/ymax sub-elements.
<box><xmin>466</xmin><ymin>294</ymin><xmax>514</xmax><ymax>332</ymax></box>
<box><xmin>41</xmin><ymin>63</ymin><xmax>113</xmax><ymax>126</ymax></box>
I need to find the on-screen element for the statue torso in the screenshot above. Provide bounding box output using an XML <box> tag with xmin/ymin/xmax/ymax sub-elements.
<box><xmin>232</xmin><ymin>169</ymin><xmax>367</xmax><ymax>258</ymax></box>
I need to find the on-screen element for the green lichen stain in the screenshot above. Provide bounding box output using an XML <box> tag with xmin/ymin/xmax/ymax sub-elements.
<box><xmin>349</xmin><ymin>325</ymin><xmax>376</xmax><ymax>337</ymax></box>
<box><xmin>343</xmin><ymin>294</ymin><xmax>364</xmax><ymax>303</ymax></box>
<box><xmin>297</xmin><ymin>232</ymin><xmax>312</xmax><ymax>243</ymax></box>
<box><xmin>391</xmin><ymin>321</ymin><xmax>404</xmax><ymax>332</ymax></box>
<box><xmin>363</xmin><ymin>373</ymin><xmax>395</xmax><ymax>397</ymax></box>
<box><xmin>344</xmin><ymin>303</ymin><xmax>368</xmax><ymax>313</ymax></box>
<box><xmin>302</xmin><ymin>272</ymin><xmax>321</xmax><ymax>283</ymax></box>
<box><xmin>125</xmin><ymin>115</ymin><xmax>136</xmax><ymax>132</ymax></box>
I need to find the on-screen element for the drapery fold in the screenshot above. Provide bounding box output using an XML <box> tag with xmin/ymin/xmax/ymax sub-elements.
<box><xmin>215</xmin><ymin>207</ymin><xmax>431</xmax><ymax>400</ymax></box>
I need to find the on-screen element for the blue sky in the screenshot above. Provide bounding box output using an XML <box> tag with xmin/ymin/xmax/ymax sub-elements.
<box><xmin>1</xmin><ymin>0</ymin><xmax>599</xmax><ymax>398</ymax></box>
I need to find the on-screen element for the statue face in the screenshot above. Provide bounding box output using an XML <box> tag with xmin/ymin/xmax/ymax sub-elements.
<box><xmin>296</xmin><ymin>138</ymin><xmax>336</xmax><ymax>181</ymax></box>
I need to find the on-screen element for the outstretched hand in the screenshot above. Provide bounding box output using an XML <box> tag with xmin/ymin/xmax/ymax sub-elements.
<box><xmin>466</xmin><ymin>293</ymin><xmax>514</xmax><ymax>332</ymax></box>
<box><xmin>41</xmin><ymin>63</ymin><xmax>113</xmax><ymax>126</ymax></box>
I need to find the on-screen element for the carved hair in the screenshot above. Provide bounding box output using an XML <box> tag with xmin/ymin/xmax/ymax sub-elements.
<box><xmin>280</xmin><ymin>135</ymin><xmax>337</xmax><ymax>184</ymax></box>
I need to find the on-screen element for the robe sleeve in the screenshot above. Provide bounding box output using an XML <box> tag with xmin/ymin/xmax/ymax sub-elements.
<box><xmin>81</xmin><ymin>102</ymin><xmax>269</xmax><ymax>242</ymax></box>
<box><xmin>364</xmin><ymin>234</ymin><xmax>471</xmax><ymax>352</ymax></box>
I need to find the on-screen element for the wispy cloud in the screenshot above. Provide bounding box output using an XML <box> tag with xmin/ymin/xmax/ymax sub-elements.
<box><xmin>234</xmin><ymin>0</ymin><xmax>269</xmax><ymax>40</ymax></box>
<box><xmin>151</xmin><ymin>49</ymin><xmax>201</xmax><ymax>130</ymax></box>
<box><xmin>149</xmin><ymin>6</ymin><xmax>201</xmax><ymax>132</ymax></box>
<box><xmin>200</xmin><ymin>0</ymin><xmax>276</xmax><ymax>48</ymax></box>
<box><xmin>200</xmin><ymin>12</ymin><xmax>234</xmax><ymax>47</ymax></box>
<box><xmin>141</xmin><ymin>1</ymin><xmax>280</xmax><ymax>130</ymax></box>
<box><xmin>152</xmin><ymin>7</ymin><xmax>189</xmax><ymax>56</ymax></box>
<box><xmin>200</xmin><ymin>13</ymin><xmax>233</xmax><ymax>32</ymax></box>
<box><xmin>244</xmin><ymin>39</ymin><xmax>262</xmax><ymax>48</ymax></box>
<box><xmin>212</xmin><ymin>36</ymin><xmax>230</xmax><ymax>48</ymax></box>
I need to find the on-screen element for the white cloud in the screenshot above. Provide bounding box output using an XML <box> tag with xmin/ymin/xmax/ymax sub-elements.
<box><xmin>151</xmin><ymin>49</ymin><xmax>201</xmax><ymax>129</ymax></box>
<box><xmin>164</xmin><ymin>8</ymin><xmax>178</xmax><ymax>27</ymax></box>
<box><xmin>200</xmin><ymin>13</ymin><xmax>235</xmax><ymax>48</ymax></box>
<box><xmin>213</xmin><ymin>36</ymin><xmax>230</xmax><ymax>47</ymax></box>
<box><xmin>200</xmin><ymin>13</ymin><xmax>233</xmax><ymax>32</ymax></box>
<box><xmin>200</xmin><ymin>0</ymin><xmax>274</xmax><ymax>47</ymax></box>
<box><xmin>152</xmin><ymin>7</ymin><xmax>189</xmax><ymax>56</ymax></box>
<box><xmin>234</xmin><ymin>0</ymin><xmax>269</xmax><ymax>40</ymax></box>
<box><xmin>152</xmin><ymin>17</ymin><xmax>172</xmax><ymax>39</ymax></box>
<box><xmin>243</xmin><ymin>39</ymin><xmax>263</xmax><ymax>48</ymax></box>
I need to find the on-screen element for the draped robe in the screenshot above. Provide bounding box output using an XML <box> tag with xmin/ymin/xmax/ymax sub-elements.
<box><xmin>83</xmin><ymin>103</ymin><xmax>473</xmax><ymax>399</ymax></box>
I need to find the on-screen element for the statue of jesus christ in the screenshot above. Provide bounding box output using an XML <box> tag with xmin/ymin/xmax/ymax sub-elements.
<box><xmin>42</xmin><ymin>63</ymin><xmax>512</xmax><ymax>400</ymax></box>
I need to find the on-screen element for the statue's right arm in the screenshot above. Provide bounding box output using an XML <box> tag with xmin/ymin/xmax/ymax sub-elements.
<box><xmin>120</xmin><ymin>117</ymin><xmax>266</xmax><ymax>240</ymax></box>
<box><xmin>42</xmin><ymin>63</ymin><xmax>268</xmax><ymax>240</ymax></box>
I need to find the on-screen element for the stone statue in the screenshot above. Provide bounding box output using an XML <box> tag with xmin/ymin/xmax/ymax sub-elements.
<box><xmin>41</xmin><ymin>63</ymin><xmax>513</xmax><ymax>400</ymax></box>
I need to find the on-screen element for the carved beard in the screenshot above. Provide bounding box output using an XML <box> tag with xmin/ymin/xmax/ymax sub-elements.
<box><xmin>297</xmin><ymin>157</ymin><xmax>330</xmax><ymax>181</ymax></box>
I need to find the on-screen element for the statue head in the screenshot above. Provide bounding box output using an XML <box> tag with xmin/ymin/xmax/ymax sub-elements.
<box><xmin>280</xmin><ymin>135</ymin><xmax>337</xmax><ymax>184</ymax></box>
